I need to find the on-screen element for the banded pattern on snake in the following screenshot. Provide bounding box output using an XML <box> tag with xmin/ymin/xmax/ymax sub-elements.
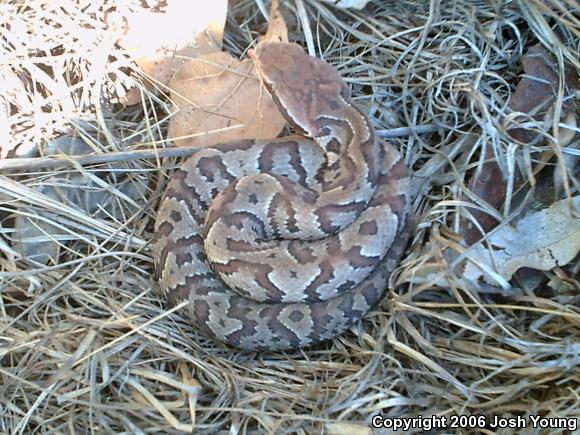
<box><xmin>153</xmin><ymin>41</ymin><xmax>411</xmax><ymax>350</ymax></box>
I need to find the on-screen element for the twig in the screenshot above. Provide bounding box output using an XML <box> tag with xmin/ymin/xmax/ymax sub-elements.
<box><xmin>0</xmin><ymin>124</ymin><xmax>437</xmax><ymax>172</ymax></box>
<box><xmin>0</xmin><ymin>147</ymin><xmax>199</xmax><ymax>172</ymax></box>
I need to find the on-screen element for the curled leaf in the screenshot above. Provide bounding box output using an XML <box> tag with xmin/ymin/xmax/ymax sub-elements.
<box><xmin>463</xmin><ymin>197</ymin><xmax>580</xmax><ymax>284</ymax></box>
<box><xmin>167</xmin><ymin>51</ymin><xmax>285</xmax><ymax>148</ymax></box>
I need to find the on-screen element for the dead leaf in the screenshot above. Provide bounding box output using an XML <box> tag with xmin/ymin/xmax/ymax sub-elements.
<box><xmin>167</xmin><ymin>51</ymin><xmax>286</xmax><ymax>148</ymax></box>
<box><xmin>167</xmin><ymin>0</ymin><xmax>289</xmax><ymax>147</ymax></box>
<box><xmin>463</xmin><ymin>197</ymin><xmax>580</xmax><ymax>284</ymax></box>
<box><xmin>110</xmin><ymin>0</ymin><xmax>228</xmax><ymax>105</ymax></box>
<box><xmin>460</xmin><ymin>147</ymin><xmax>523</xmax><ymax>246</ymax></box>
<box><xmin>460</xmin><ymin>44</ymin><xmax>578</xmax><ymax>245</ymax></box>
<box><xmin>508</xmin><ymin>44</ymin><xmax>578</xmax><ymax>144</ymax></box>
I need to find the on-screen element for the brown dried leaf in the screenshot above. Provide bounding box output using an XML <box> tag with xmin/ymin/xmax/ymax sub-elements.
<box><xmin>110</xmin><ymin>0</ymin><xmax>228</xmax><ymax>105</ymax></box>
<box><xmin>508</xmin><ymin>44</ymin><xmax>578</xmax><ymax>144</ymax></box>
<box><xmin>460</xmin><ymin>44</ymin><xmax>578</xmax><ymax>245</ymax></box>
<box><xmin>460</xmin><ymin>147</ymin><xmax>519</xmax><ymax>245</ymax></box>
<box><xmin>167</xmin><ymin>51</ymin><xmax>286</xmax><ymax>148</ymax></box>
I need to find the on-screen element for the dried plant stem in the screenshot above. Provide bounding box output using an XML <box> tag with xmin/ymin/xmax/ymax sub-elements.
<box><xmin>0</xmin><ymin>124</ymin><xmax>438</xmax><ymax>172</ymax></box>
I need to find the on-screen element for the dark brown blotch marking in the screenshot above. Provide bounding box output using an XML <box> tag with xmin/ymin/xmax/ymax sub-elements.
<box><xmin>164</xmin><ymin>169</ymin><xmax>207</xmax><ymax>224</ymax></box>
<box><xmin>389</xmin><ymin>157</ymin><xmax>409</xmax><ymax>178</ymax></box>
<box><xmin>222</xmin><ymin>211</ymin><xmax>267</xmax><ymax>238</ymax></box>
<box><xmin>226</xmin><ymin>238</ymin><xmax>258</xmax><ymax>252</ymax></box>
<box><xmin>316</xmin><ymin>201</ymin><xmax>365</xmax><ymax>234</ymax></box>
<box><xmin>276</xmin><ymin>176</ymin><xmax>318</xmax><ymax>204</ymax></box>
<box><xmin>157</xmin><ymin>232</ymin><xmax>203</xmax><ymax>277</ymax></box>
<box><xmin>285</xmin><ymin>200</ymin><xmax>299</xmax><ymax>234</ymax></box>
<box><xmin>303</xmin><ymin>261</ymin><xmax>335</xmax><ymax>301</ymax></box>
<box><xmin>166</xmin><ymin>233</ymin><xmax>204</xmax><ymax>268</ymax></box>
<box><xmin>315</xmin><ymin>117</ymin><xmax>353</xmax><ymax>153</ymax></box>
<box><xmin>267</xmin><ymin>193</ymin><xmax>292</xmax><ymax>237</ymax></box>
<box><xmin>214</xmin><ymin>139</ymin><xmax>256</xmax><ymax>152</ymax></box>
<box><xmin>198</xmin><ymin>155</ymin><xmax>236</xmax><ymax>183</ymax></box>
<box><xmin>336</xmin><ymin>279</ymin><xmax>356</xmax><ymax>293</ymax></box>
<box><xmin>175</xmin><ymin>251</ymin><xmax>193</xmax><ymax>267</ymax></box>
<box><xmin>326</xmin><ymin>238</ymin><xmax>342</xmax><ymax>256</ymax></box>
<box><xmin>212</xmin><ymin>260</ymin><xmax>285</xmax><ymax>302</ymax></box>
<box><xmin>259</xmin><ymin>141</ymin><xmax>308</xmax><ymax>185</ymax></box>
<box><xmin>287</xmin><ymin>242</ymin><xmax>317</xmax><ymax>264</ymax></box>
<box><xmin>325</xmin><ymin>137</ymin><xmax>341</xmax><ymax>155</ymax></box>
<box><xmin>288</xmin><ymin>309</ymin><xmax>305</xmax><ymax>323</ymax></box>
<box><xmin>204</xmin><ymin>184</ymin><xmax>239</xmax><ymax>235</ymax></box>
<box><xmin>155</xmin><ymin>220</ymin><xmax>174</xmax><ymax>238</ymax></box>
<box><xmin>359</xmin><ymin>221</ymin><xmax>378</xmax><ymax>235</ymax></box>
<box><xmin>268</xmin><ymin>311</ymin><xmax>303</xmax><ymax>346</ymax></box>
<box><xmin>170</xmin><ymin>210</ymin><xmax>182</xmax><ymax>222</ymax></box>
<box><xmin>167</xmin><ymin>273</ymin><xmax>212</xmax><ymax>305</ymax></box>
<box><xmin>347</xmin><ymin>246</ymin><xmax>379</xmax><ymax>269</ymax></box>
<box><xmin>225</xmin><ymin>301</ymin><xmax>259</xmax><ymax>343</ymax></box>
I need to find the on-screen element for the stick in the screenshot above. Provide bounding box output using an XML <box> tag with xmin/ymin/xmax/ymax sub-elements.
<box><xmin>0</xmin><ymin>124</ymin><xmax>438</xmax><ymax>172</ymax></box>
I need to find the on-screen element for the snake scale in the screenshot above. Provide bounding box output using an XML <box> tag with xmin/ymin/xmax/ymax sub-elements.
<box><xmin>153</xmin><ymin>41</ymin><xmax>411</xmax><ymax>350</ymax></box>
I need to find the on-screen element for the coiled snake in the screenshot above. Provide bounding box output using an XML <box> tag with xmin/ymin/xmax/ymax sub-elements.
<box><xmin>153</xmin><ymin>41</ymin><xmax>411</xmax><ymax>350</ymax></box>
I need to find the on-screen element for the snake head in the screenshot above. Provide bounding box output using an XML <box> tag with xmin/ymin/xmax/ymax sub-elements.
<box><xmin>250</xmin><ymin>41</ymin><xmax>350</xmax><ymax>138</ymax></box>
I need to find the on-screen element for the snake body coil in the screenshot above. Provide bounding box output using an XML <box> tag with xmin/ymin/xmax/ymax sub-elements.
<box><xmin>153</xmin><ymin>42</ymin><xmax>410</xmax><ymax>350</ymax></box>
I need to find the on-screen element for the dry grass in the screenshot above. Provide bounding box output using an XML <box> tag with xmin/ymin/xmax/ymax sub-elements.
<box><xmin>1</xmin><ymin>0</ymin><xmax>579</xmax><ymax>433</ymax></box>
